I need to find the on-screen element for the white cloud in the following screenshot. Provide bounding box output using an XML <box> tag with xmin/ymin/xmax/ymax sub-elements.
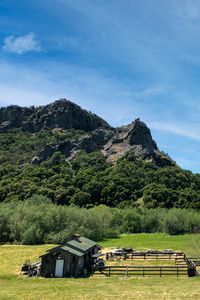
<box><xmin>123</xmin><ymin>86</ymin><xmax>166</xmax><ymax>98</ymax></box>
<box><xmin>0</xmin><ymin>60</ymin><xmax>141</xmax><ymax>124</ymax></box>
<box><xmin>150</xmin><ymin>121</ymin><xmax>200</xmax><ymax>141</ymax></box>
<box><xmin>2</xmin><ymin>33</ymin><xmax>41</xmax><ymax>55</ymax></box>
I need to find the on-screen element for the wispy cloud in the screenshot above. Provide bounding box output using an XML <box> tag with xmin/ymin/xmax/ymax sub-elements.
<box><xmin>0</xmin><ymin>60</ymin><xmax>143</xmax><ymax>123</ymax></box>
<box><xmin>2</xmin><ymin>33</ymin><xmax>41</xmax><ymax>55</ymax></box>
<box><xmin>150</xmin><ymin>121</ymin><xmax>200</xmax><ymax>141</ymax></box>
<box><xmin>123</xmin><ymin>86</ymin><xmax>166</xmax><ymax>98</ymax></box>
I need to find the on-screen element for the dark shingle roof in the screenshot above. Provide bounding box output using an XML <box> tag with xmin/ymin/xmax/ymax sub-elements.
<box><xmin>60</xmin><ymin>245</ymin><xmax>84</xmax><ymax>257</ymax></box>
<box><xmin>66</xmin><ymin>237</ymin><xmax>97</xmax><ymax>253</ymax></box>
<box><xmin>79</xmin><ymin>237</ymin><xmax>97</xmax><ymax>247</ymax></box>
<box><xmin>41</xmin><ymin>236</ymin><xmax>97</xmax><ymax>258</ymax></box>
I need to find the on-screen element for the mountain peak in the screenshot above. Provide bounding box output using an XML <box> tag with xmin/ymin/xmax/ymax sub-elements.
<box><xmin>101</xmin><ymin>118</ymin><xmax>173</xmax><ymax>166</ymax></box>
<box><xmin>0</xmin><ymin>99</ymin><xmax>111</xmax><ymax>132</ymax></box>
<box><xmin>0</xmin><ymin>99</ymin><xmax>174</xmax><ymax>167</ymax></box>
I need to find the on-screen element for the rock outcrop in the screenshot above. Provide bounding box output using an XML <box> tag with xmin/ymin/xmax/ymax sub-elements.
<box><xmin>34</xmin><ymin>128</ymin><xmax>114</xmax><ymax>163</ymax></box>
<box><xmin>31</xmin><ymin>119</ymin><xmax>173</xmax><ymax>167</ymax></box>
<box><xmin>0</xmin><ymin>99</ymin><xmax>110</xmax><ymax>133</ymax></box>
<box><xmin>0</xmin><ymin>99</ymin><xmax>174</xmax><ymax>167</ymax></box>
<box><xmin>0</xmin><ymin>105</ymin><xmax>34</xmax><ymax>132</ymax></box>
<box><xmin>102</xmin><ymin>118</ymin><xmax>160</xmax><ymax>163</ymax></box>
<box><xmin>101</xmin><ymin>119</ymin><xmax>174</xmax><ymax>166</ymax></box>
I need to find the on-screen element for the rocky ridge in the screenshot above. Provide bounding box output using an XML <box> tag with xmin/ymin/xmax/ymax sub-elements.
<box><xmin>0</xmin><ymin>99</ymin><xmax>174</xmax><ymax>167</ymax></box>
<box><xmin>0</xmin><ymin>99</ymin><xmax>110</xmax><ymax>133</ymax></box>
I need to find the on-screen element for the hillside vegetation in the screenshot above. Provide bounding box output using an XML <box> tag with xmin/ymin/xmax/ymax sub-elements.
<box><xmin>0</xmin><ymin>100</ymin><xmax>200</xmax><ymax>210</ymax></box>
<box><xmin>0</xmin><ymin>130</ymin><xmax>199</xmax><ymax>208</ymax></box>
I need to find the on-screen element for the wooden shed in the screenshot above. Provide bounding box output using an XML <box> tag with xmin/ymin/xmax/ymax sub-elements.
<box><xmin>40</xmin><ymin>235</ymin><xmax>100</xmax><ymax>278</ymax></box>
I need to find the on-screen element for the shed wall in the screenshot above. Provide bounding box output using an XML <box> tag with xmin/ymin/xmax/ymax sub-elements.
<box><xmin>40</xmin><ymin>245</ymin><xmax>99</xmax><ymax>277</ymax></box>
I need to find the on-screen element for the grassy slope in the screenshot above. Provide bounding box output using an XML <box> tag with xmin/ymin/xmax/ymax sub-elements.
<box><xmin>1</xmin><ymin>234</ymin><xmax>200</xmax><ymax>300</ymax></box>
<box><xmin>101</xmin><ymin>233</ymin><xmax>199</xmax><ymax>256</ymax></box>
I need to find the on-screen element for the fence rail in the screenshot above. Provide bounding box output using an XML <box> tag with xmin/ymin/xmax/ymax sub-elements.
<box><xmin>187</xmin><ymin>257</ymin><xmax>200</xmax><ymax>266</ymax></box>
<box><xmin>129</xmin><ymin>253</ymin><xmax>185</xmax><ymax>261</ymax></box>
<box><xmin>106</xmin><ymin>252</ymin><xmax>186</xmax><ymax>261</ymax></box>
<box><xmin>93</xmin><ymin>265</ymin><xmax>196</xmax><ymax>277</ymax></box>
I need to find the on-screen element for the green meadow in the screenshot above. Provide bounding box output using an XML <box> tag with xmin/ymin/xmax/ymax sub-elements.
<box><xmin>1</xmin><ymin>234</ymin><xmax>200</xmax><ymax>300</ymax></box>
<box><xmin>102</xmin><ymin>233</ymin><xmax>200</xmax><ymax>256</ymax></box>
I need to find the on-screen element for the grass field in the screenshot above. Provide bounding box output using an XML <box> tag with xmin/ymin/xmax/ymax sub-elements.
<box><xmin>1</xmin><ymin>233</ymin><xmax>200</xmax><ymax>300</ymax></box>
<box><xmin>101</xmin><ymin>233</ymin><xmax>200</xmax><ymax>256</ymax></box>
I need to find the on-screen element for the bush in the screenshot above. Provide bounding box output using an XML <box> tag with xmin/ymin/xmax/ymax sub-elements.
<box><xmin>163</xmin><ymin>209</ymin><xmax>188</xmax><ymax>235</ymax></box>
<box><xmin>1</xmin><ymin>201</ymin><xmax>200</xmax><ymax>244</ymax></box>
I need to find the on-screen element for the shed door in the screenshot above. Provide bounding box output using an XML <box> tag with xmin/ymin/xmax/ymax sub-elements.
<box><xmin>55</xmin><ymin>259</ymin><xmax>64</xmax><ymax>278</ymax></box>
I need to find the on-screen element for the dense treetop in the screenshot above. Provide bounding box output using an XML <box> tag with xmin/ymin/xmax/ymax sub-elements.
<box><xmin>0</xmin><ymin>127</ymin><xmax>199</xmax><ymax>209</ymax></box>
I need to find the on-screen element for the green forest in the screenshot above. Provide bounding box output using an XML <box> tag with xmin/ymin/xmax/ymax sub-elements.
<box><xmin>1</xmin><ymin>128</ymin><xmax>200</xmax><ymax>244</ymax></box>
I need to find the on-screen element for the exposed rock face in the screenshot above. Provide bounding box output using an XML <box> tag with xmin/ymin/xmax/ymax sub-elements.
<box><xmin>102</xmin><ymin>119</ymin><xmax>174</xmax><ymax>166</ymax></box>
<box><xmin>32</xmin><ymin>128</ymin><xmax>114</xmax><ymax>163</ymax></box>
<box><xmin>31</xmin><ymin>118</ymin><xmax>173</xmax><ymax>167</ymax></box>
<box><xmin>0</xmin><ymin>99</ymin><xmax>110</xmax><ymax>133</ymax></box>
<box><xmin>102</xmin><ymin>118</ymin><xmax>159</xmax><ymax>163</ymax></box>
<box><xmin>31</xmin><ymin>156</ymin><xmax>41</xmax><ymax>166</ymax></box>
<box><xmin>0</xmin><ymin>99</ymin><xmax>174</xmax><ymax>167</ymax></box>
<box><xmin>0</xmin><ymin>105</ymin><xmax>34</xmax><ymax>132</ymax></box>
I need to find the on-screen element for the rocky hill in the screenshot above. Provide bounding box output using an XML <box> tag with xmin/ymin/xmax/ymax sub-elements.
<box><xmin>0</xmin><ymin>99</ymin><xmax>174</xmax><ymax>167</ymax></box>
<box><xmin>0</xmin><ymin>99</ymin><xmax>199</xmax><ymax>209</ymax></box>
<box><xmin>0</xmin><ymin>99</ymin><xmax>110</xmax><ymax>133</ymax></box>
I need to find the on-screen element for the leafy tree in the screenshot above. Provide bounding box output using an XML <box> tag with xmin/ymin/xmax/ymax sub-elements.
<box><xmin>70</xmin><ymin>190</ymin><xmax>91</xmax><ymax>207</ymax></box>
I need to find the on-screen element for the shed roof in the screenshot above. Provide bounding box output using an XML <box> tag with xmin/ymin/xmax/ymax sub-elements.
<box><xmin>60</xmin><ymin>245</ymin><xmax>84</xmax><ymax>257</ymax></box>
<box><xmin>66</xmin><ymin>237</ymin><xmax>96</xmax><ymax>253</ymax></box>
<box><xmin>40</xmin><ymin>245</ymin><xmax>84</xmax><ymax>258</ymax></box>
<box><xmin>41</xmin><ymin>236</ymin><xmax>97</xmax><ymax>258</ymax></box>
<box><xmin>79</xmin><ymin>237</ymin><xmax>97</xmax><ymax>247</ymax></box>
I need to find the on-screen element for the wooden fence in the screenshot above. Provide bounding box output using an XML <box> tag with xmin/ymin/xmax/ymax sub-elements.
<box><xmin>93</xmin><ymin>265</ymin><xmax>196</xmax><ymax>277</ymax></box>
<box><xmin>106</xmin><ymin>252</ymin><xmax>186</xmax><ymax>262</ymax></box>
<box><xmin>187</xmin><ymin>257</ymin><xmax>200</xmax><ymax>266</ymax></box>
<box><xmin>128</xmin><ymin>252</ymin><xmax>186</xmax><ymax>261</ymax></box>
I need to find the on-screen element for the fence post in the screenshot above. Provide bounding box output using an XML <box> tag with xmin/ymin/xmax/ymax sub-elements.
<box><xmin>125</xmin><ymin>265</ymin><xmax>128</xmax><ymax>278</ymax></box>
<box><xmin>187</xmin><ymin>261</ymin><xmax>197</xmax><ymax>277</ymax></box>
<box><xmin>160</xmin><ymin>267</ymin><xmax>162</xmax><ymax>277</ymax></box>
<box><xmin>177</xmin><ymin>267</ymin><xmax>179</xmax><ymax>277</ymax></box>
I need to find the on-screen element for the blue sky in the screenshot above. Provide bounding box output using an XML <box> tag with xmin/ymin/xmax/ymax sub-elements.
<box><xmin>0</xmin><ymin>0</ymin><xmax>200</xmax><ymax>173</ymax></box>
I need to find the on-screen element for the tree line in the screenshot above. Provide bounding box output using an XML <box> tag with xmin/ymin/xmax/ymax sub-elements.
<box><xmin>1</xmin><ymin>197</ymin><xmax>200</xmax><ymax>244</ymax></box>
